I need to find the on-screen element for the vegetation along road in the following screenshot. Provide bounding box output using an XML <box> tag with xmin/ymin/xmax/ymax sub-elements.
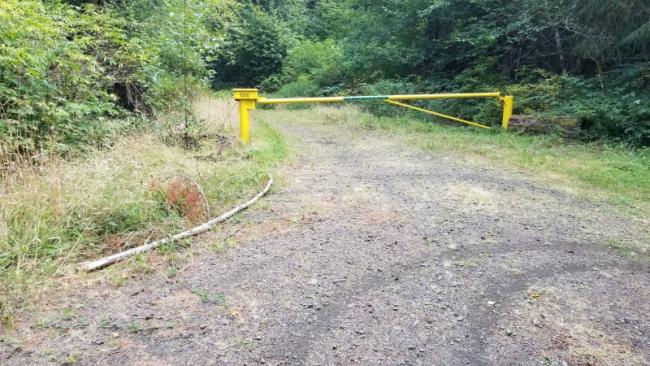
<box><xmin>2</xmin><ymin>103</ymin><xmax>648</xmax><ymax>365</ymax></box>
<box><xmin>2</xmin><ymin>0</ymin><xmax>649</xmax><ymax>365</ymax></box>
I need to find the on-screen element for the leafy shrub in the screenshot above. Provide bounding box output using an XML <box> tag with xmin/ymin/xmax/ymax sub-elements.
<box><xmin>282</xmin><ymin>39</ymin><xmax>344</xmax><ymax>87</ymax></box>
<box><xmin>271</xmin><ymin>79</ymin><xmax>320</xmax><ymax>110</ymax></box>
<box><xmin>506</xmin><ymin>68</ymin><xmax>650</xmax><ymax>145</ymax></box>
<box><xmin>358</xmin><ymin>79</ymin><xmax>417</xmax><ymax>116</ymax></box>
<box><xmin>0</xmin><ymin>0</ymin><xmax>233</xmax><ymax>161</ymax></box>
<box><xmin>275</xmin><ymin>79</ymin><xmax>320</xmax><ymax>98</ymax></box>
<box><xmin>210</xmin><ymin>4</ymin><xmax>288</xmax><ymax>87</ymax></box>
<box><xmin>0</xmin><ymin>1</ymin><xmax>124</xmax><ymax>158</ymax></box>
<box><xmin>259</xmin><ymin>75</ymin><xmax>283</xmax><ymax>92</ymax></box>
<box><xmin>505</xmin><ymin>70</ymin><xmax>564</xmax><ymax>114</ymax></box>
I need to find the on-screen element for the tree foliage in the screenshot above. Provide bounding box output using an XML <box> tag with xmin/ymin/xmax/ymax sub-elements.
<box><xmin>0</xmin><ymin>1</ymin><xmax>122</xmax><ymax>156</ymax></box>
<box><xmin>0</xmin><ymin>0</ymin><xmax>237</xmax><ymax>159</ymax></box>
<box><xmin>218</xmin><ymin>0</ymin><xmax>649</xmax><ymax>146</ymax></box>
<box><xmin>2</xmin><ymin>0</ymin><xmax>649</xmax><ymax>150</ymax></box>
<box><xmin>210</xmin><ymin>4</ymin><xmax>288</xmax><ymax>87</ymax></box>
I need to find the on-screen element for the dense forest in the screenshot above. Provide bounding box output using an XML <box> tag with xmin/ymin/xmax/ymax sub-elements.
<box><xmin>1</xmin><ymin>0</ymin><xmax>649</xmax><ymax>158</ymax></box>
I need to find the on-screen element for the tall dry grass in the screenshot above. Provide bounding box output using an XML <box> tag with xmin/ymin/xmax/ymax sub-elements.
<box><xmin>192</xmin><ymin>92</ymin><xmax>239</xmax><ymax>133</ymax></box>
<box><xmin>0</xmin><ymin>95</ymin><xmax>288</xmax><ymax>324</ymax></box>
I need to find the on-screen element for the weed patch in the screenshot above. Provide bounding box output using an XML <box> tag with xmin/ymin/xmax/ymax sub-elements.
<box><xmin>191</xmin><ymin>287</ymin><xmax>226</xmax><ymax>305</ymax></box>
<box><xmin>0</xmin><ymin>97</ymin><xmax>289</xmax><ymax>323</ymax></box>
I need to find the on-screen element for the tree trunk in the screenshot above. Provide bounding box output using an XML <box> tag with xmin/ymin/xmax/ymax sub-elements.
<box><xmin>554</xmin><ymin>27</ymin><xmax>568</xmax><ymax>73</ymax></box>
<box><xmin>543</xmin><ymin>0</ymin><xmax>568</xmax><ymax>73</ymax></box>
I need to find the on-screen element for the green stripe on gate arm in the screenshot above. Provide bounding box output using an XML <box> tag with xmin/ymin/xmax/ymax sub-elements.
<box><xmin>233</xmin><ymin>88</ymin><xmax>514</xmax><ymax>143</ymax></box>
<box><xmin>344</xmin><ymin>95</ymin><xmax>389</xmax><ymax>101</ymax></box>
<box><xmin>389</xmin><ymin>92</ymin><xmax>502</xmax><ymax>100</ymax></box>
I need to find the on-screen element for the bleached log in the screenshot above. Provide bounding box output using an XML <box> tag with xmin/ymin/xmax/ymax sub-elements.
<box><xmin>80</xmin><ymin>175</ymin><xmax>273</xmax><ymax>272</ymax></box>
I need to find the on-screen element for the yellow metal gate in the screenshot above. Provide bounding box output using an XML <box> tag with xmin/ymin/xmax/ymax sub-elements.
<box><xmin>233</xmin><ymin>88</ymin><xmax>514</xmax><ymax>143</ymax></box>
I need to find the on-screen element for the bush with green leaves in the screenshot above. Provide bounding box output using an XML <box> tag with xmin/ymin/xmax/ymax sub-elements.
<box><xmin>280</xmin><ymin>39</ymin><xmax>344</xmax><ymax>88</ymax></box>
<box><xmin>0</xmin><ymin>1</ymin><xmax>124</xmax><ymax>157</ymax></box>
<box><xmin>245</xmin><ymin>0</ymin><xmax>650</xmax><ymax>146</ymax></box>
<box><xmin>274</xmin><ymin>79</ymin><xmax>321</xmax><ymax>98</ymax></box>
<box><xmin>210</xmin><ymin>4</ymin><xmax>288</xmax><ymax>87</ymax></box>
<box><xmin>0</xmin><ymin>0</ymin><xmax>237</xmax><ymax>161</ymax></box>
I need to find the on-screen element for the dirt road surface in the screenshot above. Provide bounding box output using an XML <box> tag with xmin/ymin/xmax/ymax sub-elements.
<box><xmin>2</xmin><ymin>110</ymin><xmax>649</xmax><ymax>365</ymax></box>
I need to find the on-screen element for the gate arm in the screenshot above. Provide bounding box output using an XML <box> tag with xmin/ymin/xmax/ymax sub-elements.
<box><xmin>384</xmin><ymin>100</ymin><xmax>492</xmax><ymax>129</ymax></box>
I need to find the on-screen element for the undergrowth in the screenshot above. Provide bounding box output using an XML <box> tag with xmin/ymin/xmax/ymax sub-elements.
<box><xmin>0</xmin><ymin>96</ymin><xmax>288</xmax><ymax>327</ymax></box>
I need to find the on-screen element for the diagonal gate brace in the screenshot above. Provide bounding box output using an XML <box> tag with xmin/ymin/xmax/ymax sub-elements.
<box><xmin>384</xmin><ymin>100</ymin><xmax>491</xmax><ymax>129</ymax></box>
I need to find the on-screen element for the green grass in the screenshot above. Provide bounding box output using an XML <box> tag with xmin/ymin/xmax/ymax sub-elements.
<box><xmin>358</xmin><ymin>110</ymin><xmax>650</xmax><ymax>215</ymax></box>
<box><xmin>276</xmin><ymin>104</ymin><xmax>648</xmax><ymax>216</ymax></box>
<box><xmin>191</xmin><ymin>287</ymin><xmax>226</xmax><ymax>304</ymax></box>
<box><xmin>196</xmin><ymin>120</ymin><xmax>288</xmax><ymax>210</ymax></box>
<box><xmin>0</xmin><ymin>98</ymin><xmax>290</xmax><ymax>324</ymax></box>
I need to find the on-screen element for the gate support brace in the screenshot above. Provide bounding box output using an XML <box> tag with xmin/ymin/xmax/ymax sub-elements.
<box><xmin>384</xmin><ymin>100</ymin><xmax>491</xmax><ymax>129</ymax></box>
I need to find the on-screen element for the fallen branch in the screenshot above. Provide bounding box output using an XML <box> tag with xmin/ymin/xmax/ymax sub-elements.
<box><xmin>80</xmin><ymin>174</ymin><xmax>274</xmax><ymax>272</ymax></box>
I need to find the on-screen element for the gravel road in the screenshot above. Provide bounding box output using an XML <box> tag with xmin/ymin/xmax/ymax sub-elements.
<box><xmin>2</xmin><ymin>110</ymin><xmax>649</xmax><ymax>365</ymax></box>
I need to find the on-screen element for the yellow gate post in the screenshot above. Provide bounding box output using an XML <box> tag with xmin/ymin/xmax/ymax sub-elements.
<box><xmin>233</xmin><ymin>88</ymin><xmax>259</xmax><ymax>144</ymax></box>
<box><xmin>500</xmin><ymin>95</ymin><xmax>514</xmax><ymax>129</ymax></box>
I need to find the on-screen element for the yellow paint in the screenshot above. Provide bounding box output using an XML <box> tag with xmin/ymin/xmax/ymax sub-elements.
<box><xmin>501</xmin><ymin>95</ymin><xmax>514</xmax><ymax>129</ymax></box>
<box><xmin>233</xmin><ymin>88</ymin><xmax>259</xmax><ymax>101</ymax></box>
<box><xmin>258</xmin><ymin>96</ymin><xmax>345</xmax><ymax>104</ymax></box>
<box><xmin>232</xmin><ymin>88</ymin><xmax>514</xmax><ymax>143</ymax></box>
<box><xmin>233</xmin><ymin>89</ymin><xmax>258</xmax><ymax>144</ymax></box>
<box><xmin>385</xmin><ymin>100</ymin><xmax>492</xmax><ymax>129</ymax></box>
